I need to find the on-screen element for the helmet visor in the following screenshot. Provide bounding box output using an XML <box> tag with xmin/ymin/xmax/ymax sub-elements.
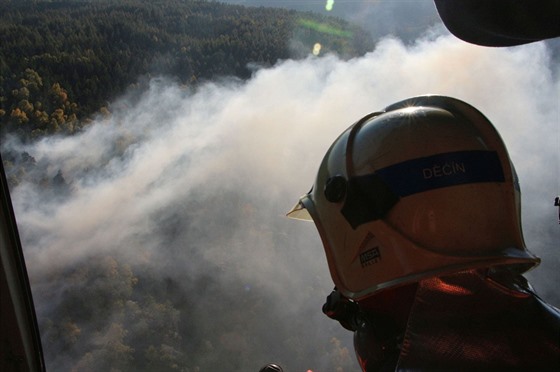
<box><xmin>286</xmin><ymin>196</ymin><xmax>313</xmax><ymax>221</ymax></box>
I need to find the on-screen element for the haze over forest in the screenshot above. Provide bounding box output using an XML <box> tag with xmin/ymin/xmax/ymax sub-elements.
<box><xmin>1</xmin><ymin>1</ymin><xmax>559</xmax><ymax>371</ymax></box>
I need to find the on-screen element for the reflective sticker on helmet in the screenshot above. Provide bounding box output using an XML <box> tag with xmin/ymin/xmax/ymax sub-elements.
<box><xmin>375</xmin><ymin>150</ymin><xmax>505</xmax><ymax>197</ymax></box>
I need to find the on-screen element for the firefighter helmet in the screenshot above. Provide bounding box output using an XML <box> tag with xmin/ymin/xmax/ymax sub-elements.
<box><xmin>288</xmin><ymin>95</ymin><xmax>539</xmax><ymax>300</ymax></box>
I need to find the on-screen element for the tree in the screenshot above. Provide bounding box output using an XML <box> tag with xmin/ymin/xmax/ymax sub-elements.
<box><xmin>10</xmin><ymin>107</ymin><xmax>29</xmax><ymax>125</ymax></box>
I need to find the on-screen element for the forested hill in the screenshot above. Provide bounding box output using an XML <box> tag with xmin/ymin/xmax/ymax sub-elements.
<box><xmin>0</xmin><ymin>0</ymin><xmax>373</xmax><ymax>139</ymax></box>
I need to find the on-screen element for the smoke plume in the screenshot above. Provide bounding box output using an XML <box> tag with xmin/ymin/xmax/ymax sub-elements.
<box><xmin>4</xmin><ymin>30</ymin><xmax>559</xmax><ymax>371</ymax></box>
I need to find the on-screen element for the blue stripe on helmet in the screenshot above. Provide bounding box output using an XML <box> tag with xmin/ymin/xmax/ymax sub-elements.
<box><xmin>375</xmin><ymin>150</ymin><xmax>505</xmax><ymax>197</ymax></box>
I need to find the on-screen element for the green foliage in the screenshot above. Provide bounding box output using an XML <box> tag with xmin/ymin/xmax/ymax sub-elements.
<box><xmin>38</xmin><ymin>256</ymin><xmax>184</xmax><ymax>371</ymax></box>
<box><xmin>34</xmin><ymin>253</ymin><xmax>357</xmax><ymax>371</ymax></box>
<box><xmin>0</xmin><ymin>0</ymin><xmax>373</xmax><ymax>141</ymax></box>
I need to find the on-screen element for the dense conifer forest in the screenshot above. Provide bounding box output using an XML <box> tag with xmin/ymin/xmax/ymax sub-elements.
<box><xmin>0</xmin><ymin>0</ymin><xmax>373</xmax><ymax>139</ymax></box>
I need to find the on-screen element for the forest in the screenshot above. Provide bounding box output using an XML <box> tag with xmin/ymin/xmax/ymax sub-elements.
<box><xmin>0</xmin><ymin>0</ymin><xmax>373</xmax><ymax>140</ymax></box>
<box><xmin>1</xmin><ymin>1</ymin><xmax>372</xmax><ymax>371</ymax></box>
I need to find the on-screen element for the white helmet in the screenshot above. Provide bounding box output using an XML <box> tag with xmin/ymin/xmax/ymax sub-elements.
<box><xmin>288</xmin><ymin>95</ymin><xmax>539</xmax><ymax>300</ymax></box>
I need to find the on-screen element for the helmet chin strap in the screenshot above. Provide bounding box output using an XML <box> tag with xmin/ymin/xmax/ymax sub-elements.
<box><xmin>322</xmin><ymin>287</ymin><xmax>411</xmax><ymax>371</ymax></box>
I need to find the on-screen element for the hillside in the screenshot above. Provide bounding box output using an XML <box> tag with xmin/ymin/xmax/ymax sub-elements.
<box><xmin>0</xmin><ymin>0</ymin><xmax>373</xmax><ymax>139</ymax></box>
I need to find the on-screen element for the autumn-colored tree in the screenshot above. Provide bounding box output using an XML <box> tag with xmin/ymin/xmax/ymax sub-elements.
<box><xmin>10</xmin><ymin>107</ymin><xmax>29</xmax><ymax>125</ymax></box>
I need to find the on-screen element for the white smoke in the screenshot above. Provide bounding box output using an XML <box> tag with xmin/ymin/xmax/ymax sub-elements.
<box><xmin>5</xmin><ymin>32</ymin><xmax>560</xmax><ymax>370</ymax></box>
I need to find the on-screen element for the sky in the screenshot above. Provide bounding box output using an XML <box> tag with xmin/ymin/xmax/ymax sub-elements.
<box><xmin>3</xmin><ymin>1</ymin><xmax>559</xmax><ymax>371</ymax></box>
